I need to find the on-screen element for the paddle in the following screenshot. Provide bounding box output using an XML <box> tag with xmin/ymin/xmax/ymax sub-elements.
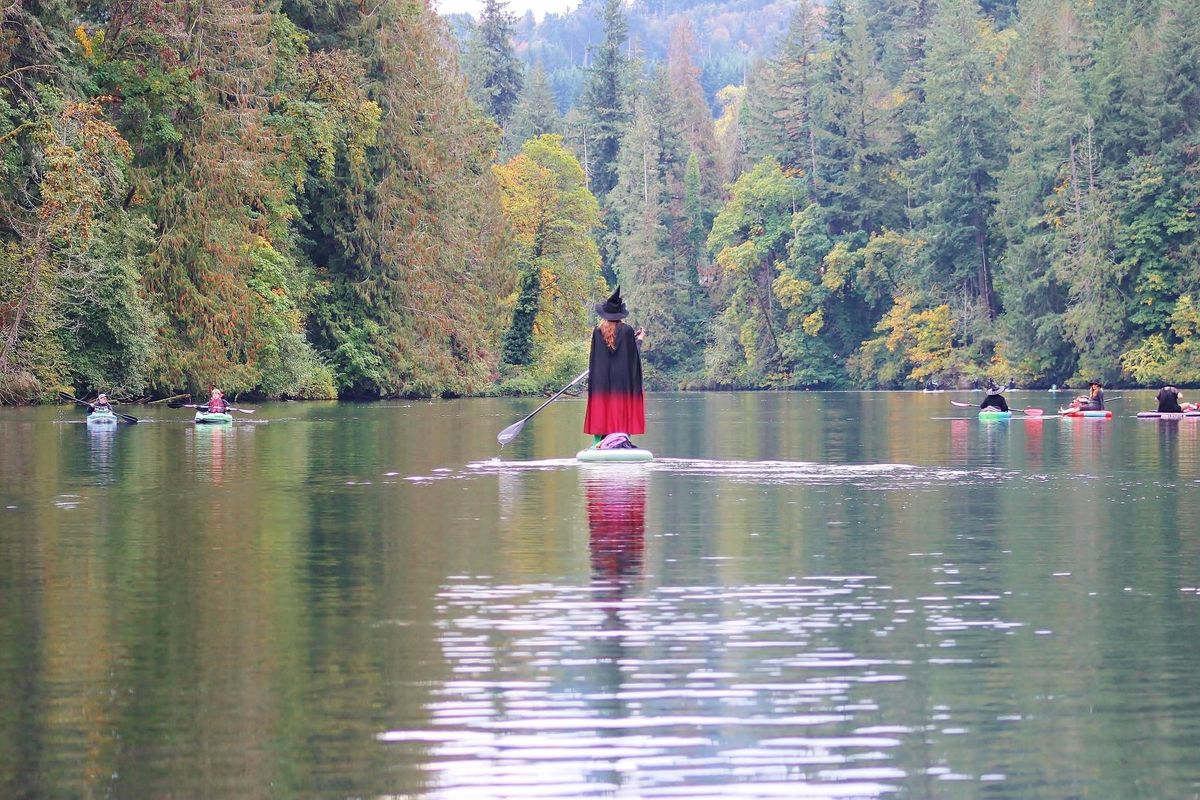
<box><xmin>497</xmin><ymin>369</ymin><xmax>590</xmax><ymax>446</ymax></box>
<box><xmin>950</xmin><ymin>399</ymin><xmax>1044</xmax><ymax>416</ymax></box>
<box><xmin>167</xmin><ymin>401</ymin><xmax>256</xmax><ymax>414</ymax></box>
<box><xmin>59</xmin><ymin>391</ymin><xmax>139</xmax><ymax>424</ymax></box>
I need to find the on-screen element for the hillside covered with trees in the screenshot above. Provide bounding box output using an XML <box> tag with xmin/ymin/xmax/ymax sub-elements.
<box><xmin>3</xmin><ymin>0</ymin><xmax>1199</xmax><ymax>403</ymax></box>
<box><xmin>464</xmin><ymin>0</ymin><xmax>1200</xmax><ymax>390</ymax></box>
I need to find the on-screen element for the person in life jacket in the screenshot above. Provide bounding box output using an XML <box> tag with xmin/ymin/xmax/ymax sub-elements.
<box><xmin>207</xmin><ymin>388</ymin><xmax>229</xmax><ymax>413</ymax></box>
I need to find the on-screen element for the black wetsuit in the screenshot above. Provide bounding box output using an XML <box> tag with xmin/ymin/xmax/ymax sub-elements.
<box><xmin>1157</xmin><ymin>388</ymin><xmax>1183</xmax><ymax>413</ymax></box>
<box><xmin>980</xmin><ymin>393</ymin><xmax>1009</xmax><ymax>412</ymax></box>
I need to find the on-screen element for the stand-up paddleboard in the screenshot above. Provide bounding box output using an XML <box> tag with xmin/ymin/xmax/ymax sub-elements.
<box><xmin>1137</xmin><ymin>411</ymin><xmax>1200</xmax><ymax>420</ymax></box>
<box><xmin>1059</xmin><ymin>408</ymin><xmax>1112</xmax><ymax>418</ymax></box>
<box><xmin>577</xmin><ymin>446</ymin><xmax>653</xmax><ymax>463</ymax></box>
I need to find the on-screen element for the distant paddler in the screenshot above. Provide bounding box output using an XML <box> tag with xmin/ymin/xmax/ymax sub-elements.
<box><xmin>979</xmin><ymin>382</ymin><xmax>1009</xmax><ymax>412</ymax></box>
<box><xmin>1070</xmin><ymin>378</ymin><xmax>1105</xmax><ymax>411</ymax></box>
<box><xmin>1156</xmin><ymin>385</ymin><xmax>1196</xmax><ymax>413</ymax></box>
<box><xmin>583</xmin><ymin>287</ymin><xmax>645</xmax><ymax>446</ymax></box>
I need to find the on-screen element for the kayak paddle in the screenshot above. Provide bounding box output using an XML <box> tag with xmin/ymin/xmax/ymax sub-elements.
<box><xmin>59</xmin><ymin>391</ymin><xmax>139</xmax><ymax>424</ymax></box>
<box><xmin>167</xmin><ymin>401</ymin><xmax>256</xmax><ymax>414</ymax></box>
<box><xmin>950</xmin><ymin>399</ymin><xmax>1044</xmax><ymax>416</ymax></box>
<box><xmin>497</xmin><ymin>369</ymin><xmax>589</xmax><ymax>446</ymax></box>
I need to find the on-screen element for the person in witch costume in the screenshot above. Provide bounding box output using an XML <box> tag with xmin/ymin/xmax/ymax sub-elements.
<box><xmin>584</xmin><ymin>287</ymin><xmax>645</xmax><ymax>445</ymax></box>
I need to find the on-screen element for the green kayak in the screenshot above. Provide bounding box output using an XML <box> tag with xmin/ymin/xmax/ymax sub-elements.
<box><xmin>194</xmin><ymin>411</ymin><xmax>233</xmax><ymax>425</ymax></box>
<box><xmin>86</xmin><ymin>409</ymin><xmax>118</xmax><ymax>425</ymax></box>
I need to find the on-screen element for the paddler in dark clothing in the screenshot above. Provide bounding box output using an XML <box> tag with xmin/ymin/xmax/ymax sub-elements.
<box><xmin>1156</xmin><ymin>385</ymin><xmax>1196</xmax><ymax>412</ymax></box>
<box><xmin>1157</xmin><ymin>386</ymin><xmax>1183</xmax><ymax>413</ymax></box>
<box><xmin>92</xmin><ymin>393</ymin><xmax>113</xmax><ymax>412</ymax></box>
<box><xmin>1072</xmin><ymin>379</ymin><xmax>1104</xmax><ymax>411</ymax></box>
<box><xmin>584</xmin><ymin>287</ymin><xmax>645</xmax><ymax>445</ymax></box>
<box><xmin>979</xmin><ymin>383</ymin><xmax>1009</xmax><ymax>412</ymax></box>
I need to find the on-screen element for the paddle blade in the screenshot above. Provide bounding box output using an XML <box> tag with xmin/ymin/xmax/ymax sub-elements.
<box><xmin>1022</xmin><ymin>408</ymin><xmax>1044</xmax><ymax>417</ymax></box>
<box><xmin>497</xmin><ymin>419</ymin><xmax>525</xmax><ymax>446</ymax></box>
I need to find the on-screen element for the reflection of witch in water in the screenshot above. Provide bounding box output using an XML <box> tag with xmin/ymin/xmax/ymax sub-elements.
<box><xmin>586</xmin><ymin>472</ymin><xmax>646</xmax><ymax>587</ymax></box>
<box><xmin>583</xmin><ymin>469</ymin><xmax>647</xmax><ymax>755</ymax></box>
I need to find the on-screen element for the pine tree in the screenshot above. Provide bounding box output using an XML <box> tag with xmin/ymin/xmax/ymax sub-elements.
<box><xmin>993</xmin><ymin>0</ymin><xmax>1084</xmax><ymax>382</ymax></box>
<box><xmin>303</xmin><ymin>0</ymin><xmax>511</xmax><ymax>397</ymax></box>
<box><xmin>666</xmin><ymin>20</ymin><xmax>720</xmax><ymax>205</ymax></box>
<box><xmin>815</xmin><ymin>2</ymin><xmax>905</xmax><ymax>236</ymax></box>
<box><xmin>579</xmin><ymin>0</ymin><xmax>632</xmax><ymax>200</ymax></box>
<box><xmin>909</xmin><ymin>0</ymin><xmax>1010</xmax><ymax>317</ymax></box>
<box><xmin>465</xmin><ymin>0</ymin><xmax>525</xmax><ymax>127</ymax></box>
<box><xmin>504</xmin><ymin>63</ymin><xmax>562</xmax><ymax>156</ymax></box>
<box><xmin>743</xmin><ymin>0</ymin><xmax>822</xmax><ymax>184</ymax></box>
<box><xmin>610</xmin><ymin>69</ymin><xmax>708</xmax><ymax>383</ymax></box>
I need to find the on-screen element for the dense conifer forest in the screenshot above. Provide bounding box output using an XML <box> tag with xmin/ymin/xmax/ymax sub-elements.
<box><xmin>2</xmin><ymin>0</ymin><xmax>1198</xmax><ymax>402</ymax></box>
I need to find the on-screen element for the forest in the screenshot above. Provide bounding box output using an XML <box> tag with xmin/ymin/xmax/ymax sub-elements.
<box><xmin>2</xmin><ymin>0</ymin><xmax>1198</xmax><ymax>402</ymax></box>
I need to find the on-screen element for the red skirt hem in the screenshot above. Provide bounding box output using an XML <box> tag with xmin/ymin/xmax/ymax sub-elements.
<box><xmin>584</xmin><ymin>392</ymin><xmax>645</xmax><ymax>435</ymax></box>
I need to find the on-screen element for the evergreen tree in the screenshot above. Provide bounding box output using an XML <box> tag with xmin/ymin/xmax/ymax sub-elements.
<box><xmin>504</xmin><ymin>63</ymin><xmax>563</xmax><ymax>156</ymax></box>
<box><xmin>815</xmin><ymin>2</ymin><xmax>905</xmax><ymax>235</ymax></box>
<box><xmin>910</xmin><ymin>0</ymin><xmax>1010</xmax><ymax>317</ymax></box>
<box><xmin>667</xmin><ymin>20</ymin><xmax>721</xmax><ymax>205</ymax></box>
<box><xmin>302</xmin><ymin>0</ymin><xmax>511</xmax><ymax>398</ymax></box>
<box><xmin>579</xmin><ymin>0</ymin><xmax>632</xmax><ymax>200</ymax></box>
<box><xmin>465</xmin><ymin>0</ymin><xmax>525</xmax><ymax>127</ymax></box>
<box><xmin>610</xmin><ymin>69</ymin><xmax>705</xmax><ymax>382</ymax></box>
<box><xmin>993</xmin><ymin>0</ymin><xmax>1083</xmax><ymax>383</ymax></box>
<box><xmin>743</xmin><ymin>0</ymin><xmax>822</xmax><ymax>183</ymax></box>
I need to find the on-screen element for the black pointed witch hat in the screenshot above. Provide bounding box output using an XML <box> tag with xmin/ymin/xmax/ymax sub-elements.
<box><xmin>595</xmin><ymin>286</ymin><xmax>629</xmax><ymax>320</ymax></box>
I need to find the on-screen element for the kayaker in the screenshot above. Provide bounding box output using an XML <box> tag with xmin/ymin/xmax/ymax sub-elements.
<box><xmin>92</xmin><ymin>393</ymin><xmax>112</xmax><ymax>411</ymax></box>
<box><xmin>979</xmin><ymin>383</ymin><xmax>1009</xmax><ymax>412</ymax></box>
<box><xmin>583</xmin><ymin>287</ymin><xmax>645</xmax><ymax>445</ymax></box>
<box><xmin>1072</xmin><ymin>379</ymin><xmax>1104</xmax><ymax>411</ymax></box>
<box><xmin>207</xmin><ymin>388</ymin><xmax>229</xmax><ymax>414</ymax></box>
<box><xmin>1157</xmin><ymin>385</ymin><xmax>1183</xmax><ymax>413</ymax></box>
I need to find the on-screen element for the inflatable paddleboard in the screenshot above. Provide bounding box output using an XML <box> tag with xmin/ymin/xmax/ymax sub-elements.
<box><xmin>576</xmin><ymin>446</ymin><xmax>653</xmax><ymax>463</ymax></box>
<box><xmin>1059</xmin><ymin>408</ymin><xmax>1112</xmax><ymax>418</ymax></box>
<box><xmin>1136</xmin><ymin>411</ymin><xmax>1200</xmax><ymax>420</ymax></box>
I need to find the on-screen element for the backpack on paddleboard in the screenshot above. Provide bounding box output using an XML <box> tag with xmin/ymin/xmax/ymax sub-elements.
<box><xmin>597</xmin><ymin>432</ymin><xmax>637</xmax><ymax>450</ymax></box>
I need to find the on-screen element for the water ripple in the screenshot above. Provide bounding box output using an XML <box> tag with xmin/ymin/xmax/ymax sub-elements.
<box><xmin>378</xmin><ymin>578</ymin><xmax>1031</xmax><ymax>797</ymax></box>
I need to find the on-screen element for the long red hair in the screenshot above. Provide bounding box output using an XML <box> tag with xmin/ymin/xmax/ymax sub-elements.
<box><xmin>600</xmin><ymin>319</ymin><xmax>620</xmax><ymax>350</ymax></box>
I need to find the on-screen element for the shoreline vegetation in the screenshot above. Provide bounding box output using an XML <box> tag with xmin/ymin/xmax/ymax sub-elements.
<box><xmin>4</xmin><ymin>0</ymin><xmax>1199</xmax><ymax>407</ymax></box>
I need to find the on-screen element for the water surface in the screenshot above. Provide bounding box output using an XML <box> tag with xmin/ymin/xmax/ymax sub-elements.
<box><xmin>2</xmin><ymin>392</ymin><xmax>1199</xmax><ymax>798</ymax></box>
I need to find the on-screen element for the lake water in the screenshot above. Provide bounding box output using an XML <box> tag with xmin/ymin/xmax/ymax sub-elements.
<box><xmin>2</xmin><ymin>391</ymin><xmax>1199</xmax><ymax>798</ymax></box>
